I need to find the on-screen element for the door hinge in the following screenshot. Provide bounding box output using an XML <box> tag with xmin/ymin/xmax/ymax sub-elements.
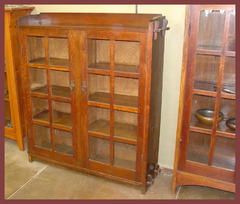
<box><xmin>153</xmin><ymin>18</ymin><xmax>170</xmax><ymax>40</ymax></box>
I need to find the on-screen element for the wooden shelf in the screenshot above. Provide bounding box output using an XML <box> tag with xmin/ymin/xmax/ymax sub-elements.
<box><xmin>88</xmin><ymin>92</ymin><xmax>138</xmax><ymax>109</ymax></box>
<box><xmin>31</xmin><ymin>85</ymin><xmax>71</xmax><ymax>98</ymax></box>
<box><xmin>29</xmin><ymin>57</ymin><xmax>69</xmax><ymax>67</ymax></box>
<box><xmin>89</xmin><ymin>119</ymin><xmax>137</xmax><ymax>142</ymax></box>
<box><xmin>49</xmin><ymin>58</ymin><xmax>69</xmax><ymax>67</ymax></box>
<box><xmin>33</xmin><ymin>110</ymin><xmax>49</xmax><ymax>123</ymax></box>
<box><xmin>193</xmin><ymin>89</ymin><xmax>217</xmax><ymax>97</ymax></box>
<box><xmin>53</xmin><ymin>110</ymin><xmax>72</xmax><ymax>128</ymax></box>
<box><xmin>89</xmin><ymin>119</ymin><xmax>110</xmax><ymax>136</ymax></box>
<box><xmin>29</xmin><ymin>57</ymin><xmax>46</xmax><ymax>65</ymax></box>
<box><xmin>196</xmin><ymin>48</ymin><xmax>222</xmax><ymax>56</ymax></box>
<box><xmin>88</xmin><ymin>63</ymin><xmax>139</xmax><ymax>74</ymax></box>
<box><xmin>31</xmin><ymin>85</ymin><xmax>48</xmax><ymax>95</ymax></box>
<box><xmin>52</xmin><ymin>85</ymin><xmax>71</xmax><ymax>98</ymax></box>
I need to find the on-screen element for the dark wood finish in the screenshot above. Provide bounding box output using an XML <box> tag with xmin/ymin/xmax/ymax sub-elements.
<box><xmin>172</xmin><ymin>5</ymin><xmax>236</xmax><ymax>193</ymax></box>
<box><xmin>17</xmin><ymin>13</ymin><xmax>168</xmax><ymax>192</ymax></box>
<box><xmin>4</xmin><ymin>7</ymin><xmax>34</xmax><ymax>150</ymax></box>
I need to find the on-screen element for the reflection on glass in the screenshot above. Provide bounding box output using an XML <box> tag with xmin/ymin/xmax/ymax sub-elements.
<box><xmin>186</xmin><ymin>132</ymin><xmax>210</xmax><ymax>164</ymax></box>
<box><xmin>218</xmin><ymin>98</ymin><xmax>235</xmax><ymax>133</ymax></box>
<box><xmin>114</xmin><ymin>77</ymin><xmax>138</xmax><ymax>108</ymax></box>
<box><xmin>115</xmin><ymin>41</ymin><xmax>140</xmax><ymax>73</ymax></box>
<box><xmin>27</xmin><ymin>36</ymin><xmax>45</xmax><ymax>64</ymax></box>
<box><xmin>88</xmin><ymin>107</ymin><xmax>110</xmax><ymax>136</ymax></box>
<box><xmin>114</xmin><ymin>110</ymin><xmax>137</xmax><ymax>141</ymax></box>
<box><xmin>52</xmin><ymin>101</ymin><xmax>72</xmax><ymax>128</ymax></box>
<box><xmin>33</xmin><ymin>125</ymin><xmax>51</xmax><ymax>149</ymax></box>
<box><xmin>114</xmin><ymin>142</ymin><xmax>136</xmax><ymax>170</ymax></box>
<box><xmin>49</xmin><ymin>38</ymin><xmax>69</xmax><ymax>67</ymax></box>
<box><xmin>32</xmin><ymin>97</ymin><xmax>49</xmax><ymax>123</ymax></box>
<box><xmin>222</xmin><ymin>57</ymin><xmax>235</xmax><ymax>94</ymax></box>
<box><xmin>194</xmin><ymin>55</ymin><xmax>220</xmax><ymax>91</ymax></box>
<box><xmin>50</xmin><ymin>70</ymin><xmax>71</xmax><ymax>98</ymax></box>
<box><xmin>5</xmin><ymin>101</ymin><xmax>12</xmax><ymax>128</ymax></box>
<box><xmin>29</xmin><ymin>68</ymin><xmax>48</xmax><ymax>94</ymax></box>
<box><xmin>89</xmin><ymin>136</ymin><xmax>110</xmax><ymax>164</ymax></box>
<box><xmin>54</xmin><ymin>129</ymin><xmax>73</xmax><ymax>155</ymax></box>
<box><xmin>88</xmin><ymin>39</ymin><xmax>110</xmax><ymax>70</ymax></box>
<box><xmin>88</xmin><ymin>74</ymin><xmax>110</xmax><ymax>104</ymax></box>
<box><xmin>228</xmin><ymin>10</ymin><xmax>235</xmax><ymax>51</ymax></box>
<box><xmin>212</xmin><ymin>136</ymin><xmax>235</xmax><ymax>170</ymax></box>
<box><xmin>197</xmin><ymin>10</ymin><xmax>226</xmax><ymax>50</ymax></box>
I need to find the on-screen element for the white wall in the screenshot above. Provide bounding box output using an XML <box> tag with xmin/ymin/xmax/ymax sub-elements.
<box><xmin>28</xmin><ymin>4</ymin><xmax>186</xmax><ymax>169</ymax></box>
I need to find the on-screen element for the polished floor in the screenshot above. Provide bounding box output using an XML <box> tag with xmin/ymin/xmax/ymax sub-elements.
<box><xmin>4</xmin><ymin>138</ymin><xmax>235</xmax><ymax>200</ymax></box>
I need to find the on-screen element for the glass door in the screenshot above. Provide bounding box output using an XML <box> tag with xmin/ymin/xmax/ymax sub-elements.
<box><xmin>185</xmin><ymin>8</ymin><xmax>236</xmax><ymax>170</ymax></box>
<box><xmin>27</xmin><ymin>35</ymin><xmax>75</xmax><ymax>156</ymax></box>
<box><xmin>87</xmin><ymin>37</ymin><xmax>141</xmax><ymax>174</ymax></box>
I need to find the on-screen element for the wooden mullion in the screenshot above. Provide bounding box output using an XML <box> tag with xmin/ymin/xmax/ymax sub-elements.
<box><xmin>208</xmin><ymin>10</ymin><xmax>231</xmax><ymax>166</ymax></box>
<box><xmin>109</xmin><ymin>39</ymin><xmax>115</xmax><ymax>166</ymax></box>
<box><xmin>44</xmin><ymin>36</ymin><xmax>55</xmax><ymax>152</ymax></box>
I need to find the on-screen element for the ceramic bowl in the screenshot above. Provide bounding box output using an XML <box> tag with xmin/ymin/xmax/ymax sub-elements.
<box><xmin>226</xmin><ymin>118</ymin><xmax>236</xmax><ymax>131</ymax></box>
<box><xmin>195</xmin><ymin>109</ymin><xmax>224</xmax><ymax>125</ymax></box>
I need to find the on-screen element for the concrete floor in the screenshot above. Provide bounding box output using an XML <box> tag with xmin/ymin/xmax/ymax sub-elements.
<box><xmin>5</xmin><ymin>138</ymin><xmax>235</xmax><ymax>200</ymax></box>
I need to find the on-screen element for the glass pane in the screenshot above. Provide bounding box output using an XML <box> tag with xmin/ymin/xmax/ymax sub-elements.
<box><xmin>114</xmin><ymin>142</ymin><xmax>136</xmax><ymax>170</ymax></box>
<box><xmin>218</xmin><ymin>98</ymin><xmax>236</xmax><ymax>133</ymax></box>
<box><xmin>54</xmin><ymin>129</ymin><xmax>73</xmax><ymax>155</ymax></box>
<box><xmin>32</xmin><ymin>97</ymin><xmax>49</xmax><ymax>123</ymax></box>
<box><xmin>186</xmin><ymin>132</ymin><xmax>211</xmax><ymax>164</ymax></box>
<box><xmin>115</xmin><ymin>41</ymin><xmax>140</xmax><ymax>73</ymax></box>
<box><xmin>190</xmin><ymin>95</ymin><xmax>218</xmax><ymax>130</ymax></box>
<box><xmin>222</xmin><ymin>57</ymin><xmax>235</xmax><ymax>94</ymax></box>
<box><xmin>88</xmin><ymin>74</ymin><xmax>110</xmax><ymax>104</ymax></box>
<box><xmin>50</xmin><ymin>70</ymin><xmax>70</xmax><ymax>98</ymax></box>
<box><xmin>88</xmin><ymin>107</ymin><xmax>110</xmax><ymax>136</ymax></box>
<box><xmin>114</xmin><ymin>77</ymin><xmax>138</xmax><ymax>108</ymax></box>
<box><xmin>194</xmin><ymin>55</ymin><xmax>220</xmax><ymax>91</ymax></box>
<box><xmin>49</xmin><ymin>38</ymin><xmax>69</xmax><ymax>67</ymax></box>
<box><xmin>88</xmin><ymin>39</ymin><xmax>110</xmax><ymax>70</ymax></box>
<box><xmin>29</xmin><ymin>68</ymin><xmax>48</xmax><ymax>94</ymax></box>
<box><xmin>27</xmin><ymin>36</ymin><xmax>45</xmax><ymax>64</ymax></box>
<box><xmin>227</xmin><ymin>10</ymin><xmax>235</xmax><ymax>51</ymax></box>
<box><xmin>114</xmin><ymin>110</ymin><xmax>137</xmax><ymax>141</ymax></box>
<box><xmin>212</xmin><ymin>136</ymin><xmax>235</xmax><ymax>170</ymax></box>
<box><xmin>89</xmin><ymin>136</ymin><xmax>110</xmax><ymax>164</ymax></box>
<box><xmin>33</xmin><ymin>125</ymin><xmax>51</xmax><ymax>150</ymax></box>
<box><xmin>52</xmin><ymin>101</ymin><xmax>72</xmax><ymax>128</ymax></box>
<box><xmin>5</xmin><ymin>101</ymin><xmax>12</xmax><ymax>128</ymax></box>
<box><xmin>197</xmin><ymin>10</ymin><xmax>226</xmax><ymax>50</ymax></box>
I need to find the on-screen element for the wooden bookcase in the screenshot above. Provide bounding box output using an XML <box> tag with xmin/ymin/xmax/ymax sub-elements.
<box><xmin>17</xmin><ymin>13</ymin><xmax>169</xmax><ymax>192</ymax></box>
<box><xmin>4</xmin><ymin>7</ymin><xmax>34</xmax><ymax>150</ymax></box>
<box><xmin>172</xmin><ymin>5</ymin><xmax>236</xmax><ymax>193</ymax></box>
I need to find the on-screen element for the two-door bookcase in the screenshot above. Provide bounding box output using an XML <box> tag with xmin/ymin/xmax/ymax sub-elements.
<box><xmin>17</xmin><ymin>13</ymin><xmax>168</xmax><ymax>192</ymax></box>
<box><xmin>172</xmin><ymin>5</ymin><xmax>236</xmax><ymax>193</ymax></box>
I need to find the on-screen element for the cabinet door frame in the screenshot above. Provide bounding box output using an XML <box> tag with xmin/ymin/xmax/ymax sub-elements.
<box><xmin>19</xmin><ymin>27</ymin><xmax>78</xmax><ymax>164</ymax></box>
<box><xmin>172</xmin><ymin>4</ymin><xmax>236</xmax><ymax>192</ymax></box>
<box><xmin>80</xmin><ymin>30</ymin><xmax>147</xmax><ymax>182</ymax></box>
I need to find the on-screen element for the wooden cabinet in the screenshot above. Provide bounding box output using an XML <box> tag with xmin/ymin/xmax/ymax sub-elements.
<box><xmin>4</xmin><ymin>7</ymin><xmax>34</xmax><ymax>150</ymax></box>
<box><xmin>172</xmin><ymin>5</ymin><xmax>236</xmax><ymax>193</ymax></box>
<box><xmin>17</xmin><ymin>13</ymin><xmax>168</xmax><ymax>191</ymax></box>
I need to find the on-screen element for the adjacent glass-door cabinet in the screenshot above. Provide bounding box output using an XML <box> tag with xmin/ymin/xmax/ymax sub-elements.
<box><xmin>18</xmin><ymin>13</ymin><xmax>169</xmax><ymax>192</ymax></box>
<box><xmin>172</xmin><ymin>5</ymin><xmax>236</xmax><ymax>193</ymax></box>
<box><xmin>4</xmin><ymin>7</ymin><xmax>34</xmax><ymax>150</ymax></box>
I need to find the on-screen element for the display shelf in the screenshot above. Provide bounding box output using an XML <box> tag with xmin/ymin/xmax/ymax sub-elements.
<box><xmin>52</xmin><ymin>85</ymin><xmax>71</xmax><ymax>98</ymax></box>
<box><xmin>89</xmin><ymin>119</ymin><xmax>110</xmax><ymax>136</ymax></box>
<box><xmin>31</xmin><ymin>85</ymin><xmax>48</xmax><ymax>94</ymax></box>
<box><xmin>29</xmin><ymin>57</ymin><xmax>69</xmax><ymax>67</ymax></box>
<box><xmin>33</xmin><ymin>110</ymin><xmax>49</xmax><ymax>123</ymax></box>
<box><xmin>29</xmin><ymin>57</ymin><xmax>46</xmax><ymax>65</ymax></box>
<box><xmin>52</xmin><ymin>110</ymin><xmax>72</xmax><ymax>128</ymax></box>
<box><xmin>88</xmin><ymin>92</ymin><xmax>138</xmax><ymax>109</ymax></box>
